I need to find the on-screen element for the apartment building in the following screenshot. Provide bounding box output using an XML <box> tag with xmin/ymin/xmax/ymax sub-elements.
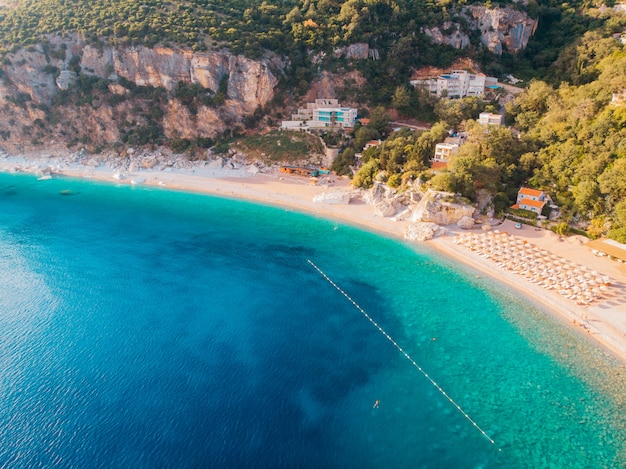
<box><xmin>411</xmin><ymin>70</ymin><xmax>498</xmax><ymax>99</ymax></box>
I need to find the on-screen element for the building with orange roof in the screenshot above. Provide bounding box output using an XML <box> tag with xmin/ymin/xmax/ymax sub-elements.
<box><xmin>512</xmin><ymin>187</ymin><xmax>553</xmax><ymax>215</ymax></box>
<box><xmin>364</xmin><ymin>139</ymin><xmax>381</xmax><ymax>150</ymax></box>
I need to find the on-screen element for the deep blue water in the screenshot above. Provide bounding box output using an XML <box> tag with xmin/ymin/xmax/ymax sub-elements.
<box><xmin>0</xmin><ymin>172</ymin><xmax>625</xmax><ymax>468</ymax></box>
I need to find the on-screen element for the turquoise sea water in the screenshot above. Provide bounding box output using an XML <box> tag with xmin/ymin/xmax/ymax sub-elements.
<box><xmin>0</xmin><ymin>172</ymin><xmax>625</xmax><ymax>468</ymax></box>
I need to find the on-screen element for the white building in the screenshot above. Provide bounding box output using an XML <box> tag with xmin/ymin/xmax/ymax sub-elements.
<box><xmin>364</xmin><ymin>139</ymin><xmax>382</xmax><ymax>150</ymax></box>
<box><xmin>478</xmin><ymin>112</ymin><xmax>504</xmax><ymax>126</ymax></box>
<box><xmin>281</xmin><ymin>99</ymin><xmax>358</xmax><ymax>130</ymax></box>
<box><xmin>411</xmin><ymin>70</ymin><xmax>498</xmax><ymax>99</ymax></box>
<box><xmin>433</xmin><ymin>143</ymin><xmax>459</xmax><ymax>162</ymax></box>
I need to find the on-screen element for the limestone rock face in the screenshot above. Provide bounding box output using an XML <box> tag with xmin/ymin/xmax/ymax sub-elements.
<box><xmin>2</xmin><ymin>45</ymin><xmax>57</xmax><ymax>103</ymax></box>
<box><xmin>81</xmin><ymin>45</ymin><xmax>281</xmax><ymax>113</ymax></box>
<box><xmin>363</xmin><ymin>182</ymin><xmax>395</xmax><ymax>206</ymax></box>
<box><xmin>374</xmin><ymin>201</ymin><xmax>398</xmax><ymax>217</ymax></box>
<box><xmin>360</xmin><ymin>184</ymin><xmax>476</xmax><ymax>226</ymax></box>
<box><xmin>0</xmin><ymin>36</ymin><xmax>284</xmax><ymax>151</ymax></box>
<box><xmin>462</xmin><ymin>6</ymin><xmax>538</xmax><ymax>54</ymax></box>
<box><xmin>142</xmin><ymin>156</ymin><xmax>157</xmax><ymax>169</ymax></box>
<box><xmin>334</xmin><ymin>43</ymin><xmax>370</xmax><ymax>59</ymax></box>
<box><xmin>313</xmin><ymin>190</ymin><xmax>351</xmax><ymax>205</ymax></box>
<box><xmin>457</xmin><ymin>216</ymin><xmax>476</xmax><ymax>229</ymax></box>
<box><xmin>404</xmin><ymin>222</ymin><xmax>446</xmax><ymax>241</ymax></box>
<box><xmin>56</xmin><ymin>70</ymin><xmax>77</xmax><ymax>90</ymax></box>
<box><xmin>410</xmin><ymin>190</ymin><xmax>475</xmax><ymax>225</ymax></box>
<box><xmin>422</xmin><ymin>7</ymin><xmax>537</xmax><ymax>54</ymax></box>
<box><xmin>422</xmin><ymin>22</ymin><xmax>470</xmax><ymax>49</ymax></box>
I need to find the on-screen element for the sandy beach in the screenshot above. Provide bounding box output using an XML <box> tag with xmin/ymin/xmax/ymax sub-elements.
<box><xmin>2</xmin><ymin>153</ymin><xmax>626</xmax><ymax>365</ymax></box>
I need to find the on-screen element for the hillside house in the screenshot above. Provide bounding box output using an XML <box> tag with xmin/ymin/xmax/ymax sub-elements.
<box><xmin>478</xmin><ymin>112</ymin><xmax>504</xmax><ymax>126</ymax></box>
<box><xmin>512</xmin><ymin>187</ymin><xmax>552</xmax><ymax>215</ymax></box>
<box><xmin>364</xmin><ymin>139</ymin><xmax>382</xmax><ymax>150</ymax></box>
<box><xmin>433</xmin><ymin>142</ymin><xmax>459</xmax><ymax>162</ymax></box>
<box><xmin>281</xmin><ymin>99</ymin><xmax>357</xmax><ymax>130</ymax></box>
<box><xmin>411</xmin><ymin>70</ymin><xmax>498</xmax><ymax>99</ymax></box>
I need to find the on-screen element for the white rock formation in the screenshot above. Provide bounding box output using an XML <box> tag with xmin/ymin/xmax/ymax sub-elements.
<box><xmin>313</xmin><ymin>190</ymin><xmax>351</xmax><ymax>205</ymax></box>
<box><xmin>410</xmin><ymin>190</ymin><xmax>475</xmax><ymax>225</ymax></box>
<box><xmin>457</xmin><ymin>216</ymin><xmax>476</xmax><ymax>229</ymax></box>
<box><xmin>404</xmin><ymin>222</ymin><xmax>446</xmax><ymax>241</ymax></box>
<box><xmin>142</xmin><ymin>156</ymin><xmax>157</xmax><ymax>169</ymax></box>
<box><xmin>207</xmin><ymin>157</ymin><xmax>223</xmax><ymax>169</ymax></box>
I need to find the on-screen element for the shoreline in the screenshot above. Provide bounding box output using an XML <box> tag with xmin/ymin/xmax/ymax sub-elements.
<box><xmin>2</xmin><ymin>153</ymin><xmax>626</xmax><ymax>365</ymax></box>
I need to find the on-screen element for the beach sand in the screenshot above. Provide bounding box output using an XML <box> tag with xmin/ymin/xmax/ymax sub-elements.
<box><xmin>2</xmin><ymin>154</ymin><xmax>626</xmax><ymax>364</ymax></box>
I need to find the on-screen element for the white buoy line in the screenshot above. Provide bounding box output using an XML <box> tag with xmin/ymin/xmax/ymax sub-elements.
<box><xmin>307</xmin><ymin>259</ymin><xmax>496</xmax><ymax>446</ymax></box>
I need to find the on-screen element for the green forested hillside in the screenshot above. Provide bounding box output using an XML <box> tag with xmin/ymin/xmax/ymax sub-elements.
<box><xmin>1</xmin><ymin>0</ymin><xmax>624</xmax><ymax>102</ymax></box>
<box><xmin>351</xmin><ymin>44</ymin><xmax>626</xmax><ymax>241</ymax></box>
<box><xmin>0</xmin><ymin>0</ymin><xmax>467</xmax><ymax>105</ymax></box>
<box><xmin>0</xmin><ymin>0</ymin><xmax>456</xmax><ymax>55</ymax></box>
<box><xmin>0</xmin><ymin>0</ymin><xmax>625</xmax><ymax>239</ymax></box>
<box><xmin>1</xmin><ymin>0</ymin><xmax>624</xmax><ymax>97</ymax></box>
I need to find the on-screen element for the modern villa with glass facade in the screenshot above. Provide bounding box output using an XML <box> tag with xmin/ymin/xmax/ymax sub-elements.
<box><xmin>281</xmin><ymin>99</ymin><xmax>358</xmax><ymax>130</ymax></box>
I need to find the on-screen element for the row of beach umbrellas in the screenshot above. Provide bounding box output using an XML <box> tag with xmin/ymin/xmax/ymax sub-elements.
<box><xmin>453</xmin><ymin>231</ymin><xmax>612</xmax><ymax>306</ymax></box>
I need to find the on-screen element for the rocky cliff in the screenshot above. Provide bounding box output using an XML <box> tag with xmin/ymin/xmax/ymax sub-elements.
<box><xmin>358</xmin><ymin>184</ymin><xmax>475</xmax><ymax>240</ymax></box>
<box><xmin>422</xmin><ymin>6</ymin><xmax>538</xmax><ymax>54</ymax></box>
<box><xmin>362</xmin><ymin>184</ymin><xmax>475</xmax><ymax>225</ymax></box>
<box><xmin>80</xmin><ymin>44</ymin><xmax>281</xmax><ymax>113</ymax></box>
<box><xmin>3</xmin><ymin>37</ymin><xmax>282</xmax><ymax>110</ymax></box>
<box><xmin>0</xmin><ymin>35</ymin><xmax>283</xmax><ymax>151</ymax></box>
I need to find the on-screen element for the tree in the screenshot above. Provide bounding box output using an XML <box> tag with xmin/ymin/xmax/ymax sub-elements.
<box><xmin>573</xmin><ymin>180</ymin><xmax>600</xmax><ymax>217</ymax></box>
<box><xmin>353</xmin><ymin>126</ymin><xmax>377</xmax><ymax>152</ymax></box>
<box><xmin>429</xmin><ymin>172</ymin><xmax>456</xmax><ymax>192</ymax></box>
<box><xmin>391</xmin><ymin>87</ymin><xmax>411</xmax><ymax>115</ymax></box>
<box><xmin>598</xmin><ymin>158</ymin><xmax>626</xmax><ymax>204</ymax></box>
<box><xmin>607</xmin><ymin>227</ymin><xmax>626</xmax><ymax>243</ymax></box>
<box><xmin>506</xmin><ymin>80</ymin><xmax>555</xmax><ymax>131</ymax></box>
<box><xmin>435</xmin><ymin>96</ymin><xmax>488</xmax><ymax>130</ymax></box>
<box><xmin>367</xmin><ymin>107</ymin><xmax>390</xmax><ymax>137</ymax></box>
<box><xmin>554</xmin><ymin>221</ymin><xmax>571</xmax><ymax>236</ymax></box>
<box><xmin>614</xmin><ymin>200</ymin><xmax>626</xmax><ymax>227</ymax></box>
<box><xmin>331</xmin><ymin>147</ymin><xmax>355</xmax><ymax>176</ymax></box>
<box><xmin>352</xmin><ymin>159</ymin><xmax>380</xmax><ymax>188</ymax></box>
